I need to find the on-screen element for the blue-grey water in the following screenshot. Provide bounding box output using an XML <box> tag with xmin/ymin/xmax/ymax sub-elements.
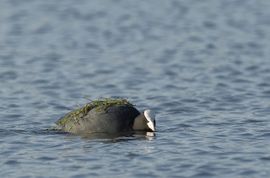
<box><xmin>1</xmin><ymin>0</ymin><xmax>270</xmax><ymax>177</ymax></box>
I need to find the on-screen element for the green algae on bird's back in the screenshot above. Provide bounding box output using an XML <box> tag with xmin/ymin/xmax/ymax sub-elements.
<box><xmin>90</xmin><ymin>98</ymin><xmax>133</xmax><ymax>111</ymax></box>
<box><xmin>56</xmin><ymin>98</ymin><xmax>134</xmax><ymax>127</ymax></box>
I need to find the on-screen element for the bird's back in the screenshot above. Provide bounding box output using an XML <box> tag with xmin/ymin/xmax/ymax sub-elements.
<box><xmin>56</xmin><ymin>104</ymin><xmax>140</xmax><ymax>134</ymax></box>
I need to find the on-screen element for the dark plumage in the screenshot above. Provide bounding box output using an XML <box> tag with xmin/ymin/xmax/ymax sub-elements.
<box><xmin>55</xmin><ymin>98</ymin><xmax>155</xmax><ymax>134</ymax></box>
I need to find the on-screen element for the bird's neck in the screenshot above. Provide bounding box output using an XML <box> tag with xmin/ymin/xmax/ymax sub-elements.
<box><xmin>132</xmin><ymin>113</ymin><xmax>148</xmax><ymax>131</ymax></box>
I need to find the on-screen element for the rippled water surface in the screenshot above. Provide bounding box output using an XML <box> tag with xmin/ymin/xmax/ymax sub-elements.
<box><xmin>1</xmin><ymin>0</ymin><xmax>270</xmax><ymax>177</ymax></box>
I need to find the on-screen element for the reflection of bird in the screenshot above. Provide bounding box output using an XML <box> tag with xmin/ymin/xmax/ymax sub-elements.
<box><xmin>55</xmin><ymin>99</ymin><xmax>156</xmax><ymax>134</ymax></box>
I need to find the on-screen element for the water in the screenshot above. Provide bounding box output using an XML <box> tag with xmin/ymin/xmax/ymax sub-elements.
<box><xmin>1</xmin><ymin>0</ymin><xmax>270</xmax><ymax>177</ymax></box>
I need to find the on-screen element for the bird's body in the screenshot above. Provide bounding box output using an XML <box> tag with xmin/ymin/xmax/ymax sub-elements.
<box><xmin>56</xmin><ymin>99</ymin><xmax>155</xmax><ymax>134</ymax></box>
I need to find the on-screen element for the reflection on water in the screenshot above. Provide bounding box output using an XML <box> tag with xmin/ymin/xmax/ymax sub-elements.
<box><xmin>74</xmin><ymin>131</ymin><xmax>156</xmax><ymax>142</ymax></box>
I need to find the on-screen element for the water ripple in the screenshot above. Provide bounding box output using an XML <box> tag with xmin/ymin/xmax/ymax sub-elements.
<box><xmin>1</xmin><ymin>0</ymin><xmax>270</xmax><ymax>177</ymax></box>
